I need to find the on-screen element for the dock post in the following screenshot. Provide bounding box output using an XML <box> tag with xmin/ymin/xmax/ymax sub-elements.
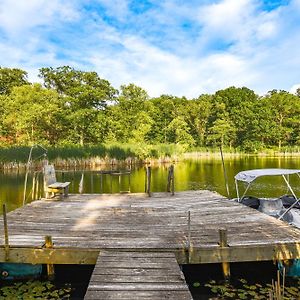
<box><xmin>219</xmin><ymin>228</ymin><xmax>230</xmax><ymax>280</ymax></box>
<box><xmin>167</xmin><ymin>165</ymin><xmax>175</xmax><ymax>195</ymax></box>
<box><xmin>2</xmin><ymin>204</ymin><xmax>9</xmax><ymax>261</ymax></box>
<box><xmin>185</xmin><ymin>210</ymin><xmax>191</xmax><ymax>263</ymax></box>
<box><xmin>145</xmin><ymin>166</ymin><xmax>151</xmax><ymax>196</ymax></box>
<box><xmin>44</xmin><ymin>235</ymin><xmax>55</xmax><ymax>280</ymax></box>
<box><xmin>128</xmin><ymin>173</ymin><xmax>131</xmax><ymax>193</ymax></box>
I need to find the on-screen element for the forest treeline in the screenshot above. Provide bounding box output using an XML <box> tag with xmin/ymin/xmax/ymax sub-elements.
<box><xmin>1</xmin><ymin>66</ymin><xmax>300</xmax><ymax>155</ymax></box>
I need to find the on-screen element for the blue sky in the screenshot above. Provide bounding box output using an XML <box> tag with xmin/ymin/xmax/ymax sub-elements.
<box><xmin>0</xmin><ymin>0</ymin><xmax>299</xmax><ymax>97</ymax></box>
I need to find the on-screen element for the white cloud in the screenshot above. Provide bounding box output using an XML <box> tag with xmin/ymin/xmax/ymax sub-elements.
<box><xmin>290</xmin><ymin>84</ymin><xmax>300</xmax><ymax>94</ymax></box>
<box><xmin>0</xmin><ymin>0</ymin><xmax>300</xmax><ymax>98</ymax></box>
<box><xmin>0</xmin><ymin>0</ymin><xmax>79</xmax><ymax>36</ymax></box>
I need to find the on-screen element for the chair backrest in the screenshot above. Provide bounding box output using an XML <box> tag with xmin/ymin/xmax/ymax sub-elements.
<box><xmin>44</xmin><ymin>164</ymin><xmax>57</xmax><ymax>186</ymax></box>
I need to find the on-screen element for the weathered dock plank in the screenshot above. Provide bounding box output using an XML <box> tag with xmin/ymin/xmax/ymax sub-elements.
<box><xmin>0</xmin><ymin>190</ymin><xmax>299</xmax><ymax>265</ymax></box>
<box><xmin>84</xmin><ymin>251</ymin><xmax>192</xmax><ymax>300</ymax></box>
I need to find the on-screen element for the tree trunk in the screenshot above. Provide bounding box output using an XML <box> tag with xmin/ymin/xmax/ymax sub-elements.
<box><xmin>80</xmin><ymin>131</ymin><xmax>84</xmax><ymax>146</ymax></box>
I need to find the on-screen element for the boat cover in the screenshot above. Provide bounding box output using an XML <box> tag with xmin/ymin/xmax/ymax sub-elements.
<box><xmin>235</xmin><ymin>169</ymin><xmax>300</xmax><ymax>183</ymax></box>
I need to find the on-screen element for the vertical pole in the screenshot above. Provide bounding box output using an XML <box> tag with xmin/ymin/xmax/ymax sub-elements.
<box><xmin>187</xmin><ymin>211</ymin><xmax>191</xmax><ymax>248</ymax></box>
<box><xmin>100</xmin><ymin>173</ymin><xmax>103</xmax><ymax>194</ymax></box>
<box><xmin>167</xmin><ymin>165</ymin><xmax>175</xmax><ymax>195</ymax></box>
<box><xmin>3</xmin><ymin>204</ymin><xmax>9</xmax><ymax>261</ymax></box>
<box><xmin>23</xmin><ymin>146</ymin><xmax>34</xmax><ymax>206</ymax></box>
<box><xmin>128</xmin><ymin>173</ymin><xmax>131</xmax><ymax>193</ymax></box>
<box><xmin>35</xmin><ymin>173</ymin><xmax>40</xmax><ymax>200</ymax></box>
<box><xmin>91</xmin><ymin>172</ymin><xmax>94</xmax><ymax>193</ymax></box>
<box><xmin>171</xmin><ymin>165</ymin><xmax>175</xmax><ymax>196</ymax></box>
<box><xmin>146</xmin><ymin>166</ymin><xmax>151</xmax><ymax>196</ymax></box>
<box><xmin>219</xmin><ymin>228</ymin><xmax>230</xmax><ymax>280</ymax></box>
<box><xmin>187</xmin><ymin>210</ymin><xmax>191</xmax><ymax>263</ymax></box>
<box><xmin>79</xmin><ymin>173</ymin><xmax>84</xmax><ymax>194</ymax></box>
<box><xmin>32</xmin><ymin>173</ymin><xmax>36</xmax><ymax>201</ymax></box>
<box><xmin>44</xmin><ymin>235</ymin><xmax>55</xmax><ymax>280</ymax></box>
<box><xmin>220</xmin><ymin>146</ymin><xmax>230</xmax><ymax>198</ymax></box>
<box><xmin>144</xmin><ymin>168</ymin><xmax>147</xmax><ymax>192</ymax></box>
<box><xmin>167</xmin><ymin>166</ymin><xmax>171</xmax><ymax>192</ymax></box>
<box><xmin>110</xmin><ymin>173</ymin><xmax>113</xmax><ymax>193</ymax></box>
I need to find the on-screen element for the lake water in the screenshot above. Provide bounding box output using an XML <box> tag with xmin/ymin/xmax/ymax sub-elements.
<box><xmin>1</xmin><ymin>156</ymin><xmax>300</xmax><ymax>299</ymax></box>
<box><xmin>1</xmin><ymin>156</ymin><xmax>300</xmax><ymax>213</ymax></box>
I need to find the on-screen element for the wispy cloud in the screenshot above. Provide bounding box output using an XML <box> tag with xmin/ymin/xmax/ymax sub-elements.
<box><xmin>0</xmin><ymin>0</ymin><xmax>299</xmax><ymax>97</ymax></box>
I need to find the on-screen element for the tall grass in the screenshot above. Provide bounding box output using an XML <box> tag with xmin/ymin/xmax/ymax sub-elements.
<box><xmin>0</xmin><ymin>143</ymin><xmax>186</xmax><ymax>168</ymax></box>
<box><xmin>2</xmin><ymin>143</ymin><xmax>300</xmax><ymax>169</ymax></box>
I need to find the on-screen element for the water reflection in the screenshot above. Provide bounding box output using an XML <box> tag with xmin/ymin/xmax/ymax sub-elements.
<box><xmin>1</xmin><ymin>156</ymin><xmax>300</xmax><ymax>213</ymax></box>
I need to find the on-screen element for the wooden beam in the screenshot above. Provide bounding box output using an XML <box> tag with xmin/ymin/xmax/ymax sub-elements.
<box><xmin>183</xmin><ymin>243</ymin><xmax>300</xmax><ymax>264</ymax></box>
<box><xmin>0</xmin><ymin>247</ymin><xmax>99</xmax><ymax>264</ymax></box>
<box><xmin>0</xmin><ymin>243</ymin><xmax>299</xmax><ymax>265</ymax></box>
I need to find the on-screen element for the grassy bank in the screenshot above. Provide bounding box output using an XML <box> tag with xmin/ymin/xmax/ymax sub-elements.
<box><xmin>1</xmin><ymin>144</ymin><xmax>300</xmax><ymax>169</ymax></box>
<box><xmin>0</xmin><ymin>143</ymin><xmax>187</xmax><ymax>169</ymax></box>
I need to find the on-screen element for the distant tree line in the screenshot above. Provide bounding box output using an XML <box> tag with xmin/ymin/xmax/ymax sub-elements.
<box><xmin>1</xmin><ymin>66</ymin><xmax>300</xmax><ymax>152</ymax></box>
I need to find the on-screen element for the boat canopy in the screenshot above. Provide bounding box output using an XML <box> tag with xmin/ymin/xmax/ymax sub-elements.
<box><xmin>235</xmin><ymin>168</ymin><xmax>300</xmax><ymax>183</ymax></box>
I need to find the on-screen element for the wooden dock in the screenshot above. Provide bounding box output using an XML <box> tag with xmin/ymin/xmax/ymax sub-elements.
<box><xmin>1</xmin><ymin>190</ymin><xmax>300</xmax><ymax>299</ymax></box>
<box><xmin>84</xmin><ymin>251</ymin><xmax>191</xmax><ymax>299</ymax></box>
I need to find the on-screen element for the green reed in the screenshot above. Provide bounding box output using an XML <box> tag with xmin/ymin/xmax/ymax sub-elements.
<box><xmin>0</xmin><ymin>143</ymin><xmax>186</xmax><ymax>168</ymax></box>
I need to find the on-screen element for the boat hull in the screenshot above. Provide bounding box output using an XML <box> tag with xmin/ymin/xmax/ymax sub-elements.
<box><xmin>0</xmin><ymin>263</ymin><xmax>42</xmax><ymax>280</ymax></box>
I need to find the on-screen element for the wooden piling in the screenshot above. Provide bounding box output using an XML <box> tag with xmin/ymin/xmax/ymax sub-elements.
<box><xmin>145</xmin><ymin>166</ymin><xmax>151</xmax><ymax>196</ymax></box>
<box><xmin>219</xmin><ymin>228</ymin><xmax>230</xmax><ymax>280</ymax></box>
<box><xmin>2</xmin><ymin>204</ymin><xmax>9</xmax><ymax>261</ymax></box>
<box><xmin>44</xmin><ymin>235</ymin><xmax>55</xmax><ymax>280</ymax></box>
<box><xmin>128</xmin><ymin>173</ymin><xmax>131</xmax><ymax>193</ymax></box>
<box><xmin>186</xmin><ymin>210</ymin><xmax>191</xmax><ymax>263</ymax></box>
<box><xmin>167</xmin><ymin>165</ymin><xmax>175</xmax><ymax>195</ymax></box>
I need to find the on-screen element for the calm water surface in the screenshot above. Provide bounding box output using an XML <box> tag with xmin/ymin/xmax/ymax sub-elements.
<box><xmin>1</xmin><ymin>156</ymin><xmax>300</xmax><ymax>213</ymax></box>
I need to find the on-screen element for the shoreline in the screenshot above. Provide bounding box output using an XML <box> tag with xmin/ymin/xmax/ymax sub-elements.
<box><xmin>2</xmin><ymin>150</ymin><xmax>300</xmax><ymax>170</ymax></box>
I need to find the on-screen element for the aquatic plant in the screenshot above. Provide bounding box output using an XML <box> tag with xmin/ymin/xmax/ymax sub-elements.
<box><xmin>0</xmin><ymin>280</ymin><xmax>72</xmax><ymax>299</ymax></box>
<box><xmin>202</xmin><ymin>277</ymin><xmax>300</xmax><ymax>299</ymax></box>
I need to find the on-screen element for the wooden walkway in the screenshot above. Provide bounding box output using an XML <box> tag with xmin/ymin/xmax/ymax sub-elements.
<box><xmin>84</xmin><ymin>251</ymin><xmax>192</xmax><ymax>300</ymax></box>
<box><xmin>1</xmin><ymin>190</ymin><xmax>300</xmax><ymax>299</ymax></box>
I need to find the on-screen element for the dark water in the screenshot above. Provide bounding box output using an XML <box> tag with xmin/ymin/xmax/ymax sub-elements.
<box><xmin>2</xmin><ymin>156</ymin><xmax>300</xmax><ymax>213</ymax></box>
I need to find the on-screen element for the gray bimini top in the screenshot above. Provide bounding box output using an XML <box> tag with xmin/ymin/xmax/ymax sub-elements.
<box><xmin>234</xmin><ymin>168</ymin><xmax>300</xmax><ymax>183</ymax></box>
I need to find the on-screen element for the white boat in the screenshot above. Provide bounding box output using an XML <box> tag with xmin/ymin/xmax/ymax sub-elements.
<box><xmin>234</xmin><ymin>168</ymin><xmax>300</xmax><ymax>277</ymax></box>
<box><xmin>234</xmin><ymin>168</ymin><xmax>300</xmax><ymax>228</ymax></box>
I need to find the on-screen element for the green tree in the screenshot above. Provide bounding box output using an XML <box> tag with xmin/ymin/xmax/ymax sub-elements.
<box><xmin>0</xmin><ymin>67</ymin><xmax>29</xmax><ymax>95</ymax></box>
<box><xmin>107</xmin><ymin>84</ymin><xmax>154</xmax><ymax>143</ymax></box>
<box><xmin>211</xmin><ymin>87</ymin><xmax>258</xmax><ymax>146</ymax></box>
<box><xmin>261</xmin><ymin>90</ymin><xmax>300</xmax><ymax>149</ymax></box>
<box><xmin>184</xmin><ymin>95</ymin><xmax>212</xmax><ymax>146</ymax></box>
<box><xmin>167</xmin><ymin>116</ymin><xmax>195</xmax><ymax>146</ymax></box>
<box><xmin>39</xmin><ymin>66</ymin><xmax>117</xmax><ymax>145</ymax></box>
<box><xmin>2</xmin><ymin>84</ymin><xmax>65</xmax><ymax>145</ymax></box>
